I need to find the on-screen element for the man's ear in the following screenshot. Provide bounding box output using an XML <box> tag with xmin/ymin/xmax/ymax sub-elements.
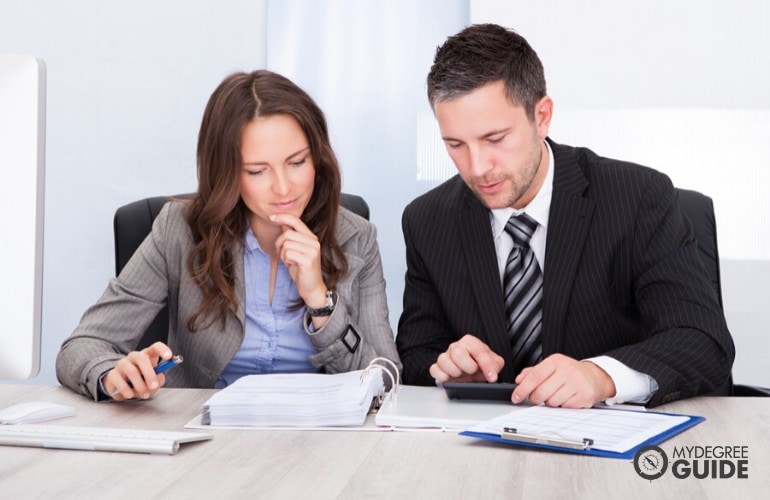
<box><xmin>534</xmin><ymin>96</ymin><xmax>553</xmax><ymax>139</ymax></box>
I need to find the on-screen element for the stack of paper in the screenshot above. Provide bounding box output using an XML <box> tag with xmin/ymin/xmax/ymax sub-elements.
<box><xmin>200</xmin><ymin>369</ymin><xmax>384</xmax><ymax>428</ymax></box>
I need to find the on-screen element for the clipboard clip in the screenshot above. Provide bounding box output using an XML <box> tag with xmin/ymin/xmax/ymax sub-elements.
<box><xmin>501</xmin><ymin>427</ymin><xmax>594</xmax><ymax>450</ymax></box>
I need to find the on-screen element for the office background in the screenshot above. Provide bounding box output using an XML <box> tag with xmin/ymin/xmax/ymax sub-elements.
<box><xmin>1</xmin><ymin>0</ymin><xmax>767</xmax><ymax>387</ymax></box>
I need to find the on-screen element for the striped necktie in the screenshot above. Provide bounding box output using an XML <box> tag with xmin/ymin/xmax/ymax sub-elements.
<box><xmin>503</xmin><ymin>212</ymin><xmax>543</xmax><ymax>374</ymax></box>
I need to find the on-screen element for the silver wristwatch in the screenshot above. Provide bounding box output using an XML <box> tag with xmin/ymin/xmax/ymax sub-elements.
<box><xmin>307</xmin><ymin>290</ymin><xmax>337</xmax><ymax>317</ymax></box>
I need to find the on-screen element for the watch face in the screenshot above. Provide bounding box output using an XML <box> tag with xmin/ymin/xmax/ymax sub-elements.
<box><xmin>327</xmin><ymin>290</ymin><xmax>338</xmax><ymax>307</ymax></box>
<box><xmin>634</xmin><ymin>445</ymin><xmax>668</xmax><ymax>480</ymax></box>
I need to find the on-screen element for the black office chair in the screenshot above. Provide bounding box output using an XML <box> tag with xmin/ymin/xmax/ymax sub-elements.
<box><xmin>113</xmin><ymin>192</ymin><xmax>370</xmax><ymax>350</ymax></box>
<box><xmin>676</xmin><ymin>188</ymin><xmax>769</xmax><ymax>397</ymax></box>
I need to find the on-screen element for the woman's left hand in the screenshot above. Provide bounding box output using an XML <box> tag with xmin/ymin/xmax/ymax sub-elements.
<box><xmin>270</xmin><ymin>213</ymin><xmax>328</xmax><ymax>308</ymax></box>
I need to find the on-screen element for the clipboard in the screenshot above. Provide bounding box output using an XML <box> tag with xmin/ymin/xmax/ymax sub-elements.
<box><xmin>460</xmin><ymin>406</ymin><xmax>704</xmax><ymax>459</ymax></box>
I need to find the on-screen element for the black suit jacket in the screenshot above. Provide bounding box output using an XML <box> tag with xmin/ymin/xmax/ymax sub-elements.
<box><xmin>397</xmin><ymin>140</ymin><xmax>734</xmax><ymax>407</ymax></box>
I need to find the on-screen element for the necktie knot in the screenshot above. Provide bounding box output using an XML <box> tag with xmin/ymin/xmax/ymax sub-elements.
<box><xmin>504</xmin><ymin>213</ymin><xmax>537</xmax><ymax>247</ymax></box>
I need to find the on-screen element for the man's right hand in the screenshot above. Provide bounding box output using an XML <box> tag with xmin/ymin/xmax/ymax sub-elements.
<box><xmin>429</xmin><ymin>335</ymin><xmax>505</xmax><ymax>383</ymax></box>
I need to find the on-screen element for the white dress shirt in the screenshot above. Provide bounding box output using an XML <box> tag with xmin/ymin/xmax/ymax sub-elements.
<box><xmin>489</xmin><ymin>141</ymin><xmax>658</xmax><ymax>404</ymax></box>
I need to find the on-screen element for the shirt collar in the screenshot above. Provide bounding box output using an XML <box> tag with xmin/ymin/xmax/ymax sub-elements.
<box><xmin>243</xmin><ymin>225</ymin><xmax>265</xmax><ymax>255</ymax></box>
<box><xmin>490</xmin><ymin>140</ymin><xmax>554</xmax><ymax>239</ymax></box>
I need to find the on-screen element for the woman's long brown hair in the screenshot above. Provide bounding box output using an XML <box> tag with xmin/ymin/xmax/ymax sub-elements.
<box><xmin>185</xmin><ymin>70</ymin><xmax>347</xmax><ymax>332</ymax></box>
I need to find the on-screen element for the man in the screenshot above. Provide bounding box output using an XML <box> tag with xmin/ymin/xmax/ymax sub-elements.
<box><xmin>396</xmin><ymin>23</ymin><xmax>734</xmax><ymax>408</ymax></box>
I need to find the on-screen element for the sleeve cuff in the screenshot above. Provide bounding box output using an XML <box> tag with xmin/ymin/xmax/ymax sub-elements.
<box><xmin>96</xmin><ymin>370</ymin><xmax>114</xmax><ymax>401</ymax></box>
<box><xmin>586</xmin><ymin>355</ymin><xmax>659</xmax><ymax>405</ymax></box>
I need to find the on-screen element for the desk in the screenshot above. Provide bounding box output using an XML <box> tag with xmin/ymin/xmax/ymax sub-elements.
<box><xmin>1</xmin><ymin>385</ymin><xmax>768</xmax><ymax>499</ymax></box>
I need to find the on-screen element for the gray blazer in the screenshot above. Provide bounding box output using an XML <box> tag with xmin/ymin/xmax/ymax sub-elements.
<box><xmin>56</xmin><ymin>201</ymin><xmax>401</xmax><ymax>400</ymax></box>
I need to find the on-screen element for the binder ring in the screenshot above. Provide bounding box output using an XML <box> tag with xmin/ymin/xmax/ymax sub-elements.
<box><xmin>360</xmin><ymin>357</ymin><xmax>401</xmax><ymax>407</ymax></box>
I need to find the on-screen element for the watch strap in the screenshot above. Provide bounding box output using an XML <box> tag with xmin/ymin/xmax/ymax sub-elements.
<box><xmin>307</xmin><ymin>290</ymin><xmax>337</xmax><ymax>317</ymax></box>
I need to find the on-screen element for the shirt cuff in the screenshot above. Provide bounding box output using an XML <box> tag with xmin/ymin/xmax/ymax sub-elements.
<box><xmin>586</xmin><ymin>355</ymin><xmax>659</xmax><ymax>405</ymax></box>
<box><xmin>96</xmin><ymin>370</ymin><xmax>114</xmax><ymax>401</ymax></box>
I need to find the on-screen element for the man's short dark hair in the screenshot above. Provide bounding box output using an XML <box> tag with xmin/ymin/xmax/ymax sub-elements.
<box><xmin>427</xmin><ymin>23</ymin><xmax>547</xmax><ymax>120</ymax></box>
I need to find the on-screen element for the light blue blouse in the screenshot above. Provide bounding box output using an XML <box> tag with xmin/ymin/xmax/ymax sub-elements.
<box><xmin>214</xmin><ymin>228</ymin><xmax>318</xmax><ymax>388</ymax></box>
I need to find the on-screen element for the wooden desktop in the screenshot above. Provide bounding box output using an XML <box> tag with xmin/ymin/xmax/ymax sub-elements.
<box><xmin>0</xmin><ymin>384</ymin><xmax>767</xmax><ymax>499</ymax></box>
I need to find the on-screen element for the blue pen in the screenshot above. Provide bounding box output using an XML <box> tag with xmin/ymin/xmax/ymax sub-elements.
<box><xmin>109</xmin><ymin>355</ymin><xmax>183</xmax><ymax>397</ymax></box>
<box><xmin>155</xmin><ymin>355</ymin><xmax>184</xmax><ymax>374</ymax></box>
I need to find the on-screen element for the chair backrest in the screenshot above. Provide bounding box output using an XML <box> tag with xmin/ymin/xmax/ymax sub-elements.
<box><xmin>675</xmin><ymin>188</ymin><xmax>723</xmax><ymax>309</ymax></box>
<box><xmin>113</xmin><ymin>192</ymin><xmax>370</xmax><ymax>349</ymax></box>
<box><xmin>675</xmin><ymin>188</ymin><xmax>732</xmax><ymax>396</ymax></box>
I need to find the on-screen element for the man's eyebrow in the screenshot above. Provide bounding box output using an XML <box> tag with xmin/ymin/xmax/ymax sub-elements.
<box><xmin>480</xmin><ymin>127</ymin><xmax>510</xmax><ymax>139</ymax></box>
<box><xmin>441</xmin><ymin>127</ymin><xmax>510</xmax><ymax>142</ymax></box>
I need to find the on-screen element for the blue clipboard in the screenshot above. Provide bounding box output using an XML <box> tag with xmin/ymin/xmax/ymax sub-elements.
<box><xmin>459</xmin><ymin>409</ymin><xmax>705</xmax><ymax>459</ymax></box>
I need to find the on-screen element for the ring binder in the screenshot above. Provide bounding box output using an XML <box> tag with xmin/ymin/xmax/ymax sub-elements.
<box><xmin>361</xmin><ymin>357</ymin><xmax>401</xmax><ymax>408</ymax></box>
<box><xmin>501</xmin><ymin>427</ymin><xmax>593</xmax><ymax>450</ymax></box>
<box><xmin>197</xmin><ymin>369</ymin><xmax>388</xmax><ymax>428</ymax></box>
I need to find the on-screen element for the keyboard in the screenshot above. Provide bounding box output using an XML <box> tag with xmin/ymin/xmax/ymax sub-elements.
<box><xmin>0</xmin><ymin>424</ymin><xmax>213</xmax><ymax>455</ymax></box>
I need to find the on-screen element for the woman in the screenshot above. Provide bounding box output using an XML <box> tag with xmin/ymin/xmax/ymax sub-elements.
<box><xmin>56</xmin><ymin>70</ymin><xmax>401</xmax><ymax>401</ymax></box>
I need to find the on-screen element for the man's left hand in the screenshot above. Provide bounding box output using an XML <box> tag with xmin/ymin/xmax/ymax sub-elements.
<box><xmin>512</xmin><ymin>353</ymin><xmax>616</xmax><ymax>408</ymax></box>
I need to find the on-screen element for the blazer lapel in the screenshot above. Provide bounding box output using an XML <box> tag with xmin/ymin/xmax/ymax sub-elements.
<box><xmin>233</xmin><ymin>242</ymin><xmax>246</xmax><ymax>327</ymax></box>
<box><xmin>542</xmin><ymin>140</ymin><xmax>594</xmax><ymax>354</ymax></box>
<box><xmin>457</xmin><ymin>187</ymin><xmax>516</xmax><ymax>381</ymax></box>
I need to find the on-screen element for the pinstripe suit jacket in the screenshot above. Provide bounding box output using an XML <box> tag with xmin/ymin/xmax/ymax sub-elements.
<box><xmin>397</xmin><ymin>140</ymin><xmax>734</xmax><ymax>407</ymax></box>
<box><xmin>57</xmin><ymin>201</ymin><xmax>400</xmax><ymax>400</ymax></box>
